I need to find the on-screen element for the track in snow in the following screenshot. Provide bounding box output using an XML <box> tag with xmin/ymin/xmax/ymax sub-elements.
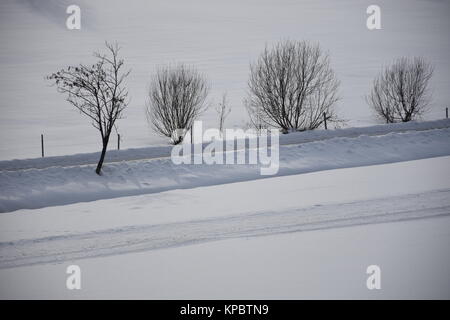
<box><xmin>1</xmin><ymin>188</ymin><xmax>449</xmax><ymax>269</ymax></box>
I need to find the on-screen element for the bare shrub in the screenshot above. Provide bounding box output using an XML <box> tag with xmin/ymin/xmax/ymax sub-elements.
<box><xmin>246</xmin><ymin>40</ymin><xmax>340</xmax><ymax>133</ymax></box>
<box><xmin>147</xmin><ymin>64</ymin><xmax>209</xmax><ymax>144</ymax></box>
<box><xmin>367</xmin><ymin>57</ymin><xmax>433</xmax><ymax>123</ymax></box>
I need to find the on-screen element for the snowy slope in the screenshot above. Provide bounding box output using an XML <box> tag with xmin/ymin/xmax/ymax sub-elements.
<box><xmin>2</xmin><ymin>156</ymin><xmax>449</xmax><ymax>242</ymax></box>
<box><xmin>2</xmin><ymin>216</ymin><xmax>449</xmax><ymax>299</ymax></box>
<box><xmin>1</xmin><ymin>189</ymin><xmax>449</xmax><ymax>269</ymax></box>
<box><xmin>0</xmin><ymin>156</ymin><xmax>449</xmax><ymax>298</ymax></box>
<box><xmin>1</xmin><ymin>0</ymin><xmax>449</xmax><ymax>160</ymax></box>
<box><xmin>1</xmin><ymin>125</ymin><xmax>450</xmax><ymax>212</ymax></box>
<box><xmin>1</xmin><ymin>0</ymin><xmax>449</xmax><ymax>300</ymax></box>
<box><xmin>1</xmin><ymin>118</ymin><xmax>449</xmax><ymax>171</ymax></box>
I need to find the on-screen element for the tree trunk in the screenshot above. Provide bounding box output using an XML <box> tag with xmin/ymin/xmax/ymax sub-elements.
<box><xmin>95</xmin><ymin>139</ymin><xmax>109</xmax><ymax>175</ymax></box>
<box><xmin>173</xmin><ymin>135</ymin><xmax>184</xmax><ymax>145</ymax></box>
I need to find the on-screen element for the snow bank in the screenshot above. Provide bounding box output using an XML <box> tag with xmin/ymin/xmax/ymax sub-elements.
<box><xmin>1</xmin><ymin>156</ymin><xmax>449</xmax><ymax>269</ymax></box>
<box><xmin>1</xmin><ymin>118</ymin><xmax>449</xmax><ymax>171</ymax></box>
<box><xmin>1</xmin><ymin>127</ymin><xmax>450</xmax><ymax>212</ymax></box>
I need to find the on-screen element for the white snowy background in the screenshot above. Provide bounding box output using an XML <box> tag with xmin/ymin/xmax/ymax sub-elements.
<box><xmin>0</xmin><ymin>0</ymin><xmax>449</xmax><ymax>299</ymax></box>
<box><xmin>0</xmin><ymin>0</ymin><xmax>449</xmax><ymax>159</ymax></box>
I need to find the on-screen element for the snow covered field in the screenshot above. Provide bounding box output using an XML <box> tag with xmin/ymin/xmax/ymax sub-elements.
<box><xmin>1</xmin><ymin>0</ymin><xmax>450</xmax><ymax>159</ymax></box>
<box><xmin>1</xmin><ymin>118</ymin><xmax>449</xmax><ymax>171</ymax></box>
<box><xmin>2</xmin><ymin>215</ymin><xmax>449</xmax><ymax>299</ymax></box>
<box><xmin>0</xmin><ymin>156</ymin><xmax>449</xmax><ymax>298</ymax></box>
<box><xmin>2</xmin><ymin>120</ymin><xmax>450</xmax><ymax>212</ymax></box>
<box><xmin>1</xmin><ymin>0</ymin><xmax>449</xmax><ymax>300</ymax></box>
<box><xmin>0</xmin><ymin>121</ymin><xmax>449</xmax><ymax>298</ymax></box>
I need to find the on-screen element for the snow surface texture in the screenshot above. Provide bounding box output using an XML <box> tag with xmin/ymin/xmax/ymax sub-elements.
<box><xmin>2</xmin><ymin>216</ymin><xmax>449</xmax><ymax>299</ymax></box>
<box><xmin>1</xmin><ymin>118</ymin><xmax>449</xmax><ymax>171</ymax></box>
<box><xmin>1</xmin><ymin>121</ymin><xmax>450</xmax><ymax>212</ymax></box>
<box><xmin>1</xmin><ymin>0</ymin><xmax>449</xmax><ymax>299</ymax></box>
<box><xmin>1</xmin><ymin>190</ymin><xmax>449</xmax><ymax>269</ymax></box>
<box><xmin>1</xmin><ymin>0</ymin><xmax>450</xmax><ymax>159</ymax></box>
<box><xmin>0</xmin><ymin>157</ymin><xmax>449</xmax><ymax>298</ymax></box>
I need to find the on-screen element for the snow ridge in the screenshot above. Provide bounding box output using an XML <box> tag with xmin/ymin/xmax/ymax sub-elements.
<box><xmin>1</xmin><ymin>127</ymin><xmax>450</xmax><ymax>212</ymax></box>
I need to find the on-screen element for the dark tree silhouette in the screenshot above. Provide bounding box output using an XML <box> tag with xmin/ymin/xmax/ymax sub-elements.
<box><xmin>246</xmin><ymin>40</ymin><xmax>340</xmax><ymax>133</ymax></box>
<box><xmin>47</xmin><ymin>42</ymin><xmax>130</xmax><ymax>175</ymax></box>
<box><xmin>367</xmin><ymin>57</ymin><xmax>433</xmax><ymax>123</ymax></box>
<box><xmin>147</xmin><ymin>64</ymin><xmax>209</xmax><ymax>144</ymax></box>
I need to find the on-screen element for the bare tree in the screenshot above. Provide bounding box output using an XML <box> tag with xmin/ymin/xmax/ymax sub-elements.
<box><xmin>245</xmin><ymin>100</ymin><xmax>268</xmax><ymax>135</ymax></box>
<box><xmin>147</xmin><ymin>64</ymin><xmax>209</xmax><ymax>144</ymax></box>
<box><xmin>47</xmin><ymin>42</ymin><xmax>130</xmax><ymax>175</ymax></box>
<box><xmin>215</xmin><ymin>93</ymin><xmax>231</xmax><ymax>136</ymax></box>
<box><xmin>246</xmin><ymin>40</ymin><xmax>340</xmax><ymax>133</ymax></box>
<box><xmin>367</xmin><ymin>57</ymin><xmax>433</xmax><ymax>123</ymax></box>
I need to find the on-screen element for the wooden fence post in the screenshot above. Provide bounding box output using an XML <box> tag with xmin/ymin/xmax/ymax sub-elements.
<box><xmin>41</xmin><ymin>134</ymin><xmax>44</xmax><ymax>157</ymax></box>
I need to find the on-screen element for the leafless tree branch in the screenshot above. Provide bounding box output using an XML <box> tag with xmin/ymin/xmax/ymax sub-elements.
<box><xmin>246</xmin><ymin>40</ymin><xmax>340</xmax><ymax>133</ymax></box>
<box><xmin>146</xmin><ymin>64</ymin><xmax>209</xmax><ymax>144</ymax></box>
<box><xmin>47</xmin><ymin>41</ymin><xmax>130</xmax><ymax>174</ymax></box>
<box><xmin>366</xmin><ymin>57</ymin><xmax>433</xmax><ymax>123</ymax></box>
<box><xmin>215</xmin><ymin>93</ymin><xmax>231</xmax><ymax>136</ymax></box>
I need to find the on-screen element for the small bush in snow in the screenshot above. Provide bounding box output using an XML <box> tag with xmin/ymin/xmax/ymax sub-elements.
<box><xmin>147</xmin><ymin>64</ymin><xmax>209</xmax><ymax>144</ymax></box>
<box><xmin>367</xmin><ymin>57</ymin><xmax>433</xmax><ymax>123</ymax></box>
<box><xmin>246</xmin><ymin>40</ymin><xmax>340</xmax><ymax>133</ymax></box>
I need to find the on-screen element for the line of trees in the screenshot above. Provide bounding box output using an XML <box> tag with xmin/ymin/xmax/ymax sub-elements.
<box><xmin>46</xmin><ymin>40</ymin><xmax>435</xmax><ymax>175</ymax></box>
